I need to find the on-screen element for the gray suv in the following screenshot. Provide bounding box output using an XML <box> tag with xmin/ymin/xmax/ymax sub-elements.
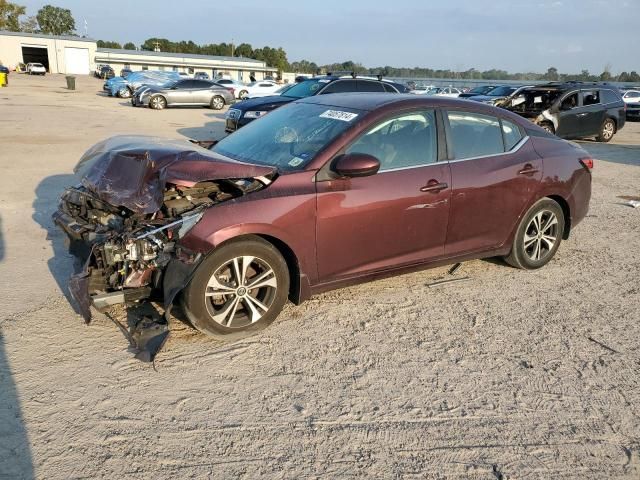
<box><xmin>132</xmin><ymin>79</ymin><xmax>235</xmax><ymax>110</ymax></box>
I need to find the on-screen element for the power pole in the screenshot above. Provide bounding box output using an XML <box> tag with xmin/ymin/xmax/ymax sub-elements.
<box><xmin>231</xmin><ymin>39</ymin><xmax>235</xmax><ymax>57</ymax></box>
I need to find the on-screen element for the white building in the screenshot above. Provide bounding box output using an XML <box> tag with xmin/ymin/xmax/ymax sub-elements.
<box><xmin>0</xmin><ymin>31</ymin><xmax>277</xmax><ymax>81</ymax></box>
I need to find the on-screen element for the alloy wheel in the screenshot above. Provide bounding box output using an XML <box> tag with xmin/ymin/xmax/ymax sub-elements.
<box><xmin>602</xmin><ymin>121</ymin><xmax>614</xmax><ymax>140</ymax></box>
<box><xmin>204</xmin><ymin>256</ymin><xmax>278</xmax><ymax>328</ymax></box>
<box><xmin>523</xmin><ymin>210</ymin><xmax>559</xmax><ymax>262</ymax></box>
<box><xmin>211</xmin><ymin>96</ymin><xmax>224</xmax><ymax>109</ymax></box>
<box><xmin>150</xmin><ymin>96</ymin><xmax>165</xmax><ymax>109</ymax></box>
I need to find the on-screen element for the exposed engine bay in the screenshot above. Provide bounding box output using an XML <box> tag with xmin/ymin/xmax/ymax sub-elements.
<box><xmin>52</xmin><ymin>135</ymin><xmax>276</xmax><ymax>361</ymax></box>
<box><xmin>501</xmin><ymin>88</ymin><xmax>564</xmax><ymax>130</ymax></box>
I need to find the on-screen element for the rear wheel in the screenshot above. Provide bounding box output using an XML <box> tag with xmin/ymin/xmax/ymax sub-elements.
<box><xmin>210</xmin><ymin>95</ymin><xmax>225</xmax><ymax>110</ymax></box>
<box><xmin>149</xmin><ymin>95</ymin><xmax>167</xmax><ymax>110</ymax></box>
<box><xmin>505</xmin><ymin>198</ymin><xmax>565</xmax><ymax>270</ymax></box>
<box><xmin>596</xmin><ymin>118</ymin><xmax>615</xmax><ymax>142</ymax></box>
<box><xmin>239</xmin><ymin>89</ymin><xmax>249</xmax><ymax>99</ymax></box>
<box><xmin>182</xmin><ymin>237</ymin><xmax>290</xmax><ymax>341</ymax></box>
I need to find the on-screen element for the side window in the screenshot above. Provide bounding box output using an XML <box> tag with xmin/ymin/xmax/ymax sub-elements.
<box><xmin>601</xmin><ymin>89</ymin><xmax>621</xmax><ymax>104</ymax></box>
<box><xmin>321</xmin><ymin>80</ymin><xmax>357</xmax><ymax>94</ymax></box>
<box><xmin>382</xmin><ymin>83</ymin><xmax>398</xmax><ymax>93</ymax></box>
<box><xmin>501</xmin><ymin>120</ymin><xmax>523</xmax><ymax>151</ymax></box>
<box><xmin>582</xmin><ymin>90</ymin><xmax>600</xmax><ymax>106</ymax></box>
<box><xmin>560</xmin><ymin>92</ymin><xmax>579</xmax><ymax>110</ymax></box>
<box><xmin>447</xmin><ymin>111</ymin><xmax>504</xmax><ymax>159</ymax></box>
<box><xmin>345</xmin><ymin>110</ymin><xmax>437</xmax><ymax>171</ymax></box>
<box><xmin>357</xmin><ymin>80</ymin><xmax>385</xmax><ymax>92</ymax></box>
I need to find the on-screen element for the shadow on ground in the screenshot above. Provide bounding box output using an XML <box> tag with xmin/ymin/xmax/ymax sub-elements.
<box><xmin>577</xmin><ymin>141</ymin><xmax>640</xmax><ymax>167</ymax></box>
<box><xmin>176</xmin><ymin>112</ymin><xmax>228</xmax><ymax>141</ymax></box>
<box><xmin>32</xmin><ymin>173</ymin><xmax>79</xmax><ymax>304</ymax></box>
<box><xmin>0</xmin><ymin>334</ymin><xmax>34</xmax><ymax>480</ymax></box>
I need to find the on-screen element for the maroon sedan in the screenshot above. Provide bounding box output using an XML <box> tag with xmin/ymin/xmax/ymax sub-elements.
<box><xmin>55</xmin><ymin>93</ymin><xmax>592</xmax><ymax>352</ymax></box>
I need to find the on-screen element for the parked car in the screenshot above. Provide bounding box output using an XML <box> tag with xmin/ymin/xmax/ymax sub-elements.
<box><xmin>54</xmin><ymin>93</ymin><xmax>592</xmax><ymax>354</ymax></box>
<box><xmin>469</xmin><ymin>85</ymin><xmax>530</xmax><ymax>105</ymax></box>
<box><xmin>213</xmin><ymin>79</ymin><xmax>247</xmax><ymax>99</ymax></box>
<box><xmin>502</xmin><ymin>82</ymin><xmax>626</xmax><ymax>142</ymax></box>
<box><xmin>194</xmin><ymin>72</ymin><xmax>210</xmax><ymax>80</ymax></box>
<box><xmin>235</xmin><ymin>80</ymin><xmax>281</xmax><ymax>99</ymax></box>
<box><xmin>458</xmin><ymin>85</ymin><xmax>498</xmax><ymax>98</ymax></box>
<box><xmin>621</xmin><ymin>90</ymin><xmax>640</xmax><ymax>120</ymax></box>
<box><xmin>428</xmin><ymin>86</ymin><xmax>462</xmax><ymax>98</ymax></box>
<box><xmin>247</xmin><ymin>83</ymin><xmax>295</xmax><ymax>99</ymax></box>
<box><xmin>94</xmin><ymin>64</ymin><xmax>109</xmax><ymax>76</ymax></box>
<box><xmin>96</xmin><ymin>65</ymin><xmax>115</xmax><ymax>79</ymax></box>
<box><xmin>225</xmin><ymin>74</ymin><xmax>407</xmax><ymax>132</ymax></box>
<box><xmin>131</xmin><ymin>78</ymin><xmax>234</xmax><ymax>110</ymax></box>
<box><xmin>26</xmin><ymin>63</ymin><xmax>46</xmax><ymax>75</ymax></box>
<box><xmin>123</xmin><ymin>71</ymin><xmax>181</xmax><ymax>97</ymax></box>
<box><xmin>409</xmin><ymin>84</ymin><xmax>437</xmax><ymax>95</ymax></box>
<box><xmin>0</xmin><ymin>64</ymin><xmax>9</xmax><ymax>74</ymax></box>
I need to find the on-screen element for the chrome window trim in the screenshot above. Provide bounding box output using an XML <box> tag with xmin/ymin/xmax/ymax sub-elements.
<box><xmin>447</xmin><ymin>135</ymin><xmax>529</xmax><ymax>164</ymax></box>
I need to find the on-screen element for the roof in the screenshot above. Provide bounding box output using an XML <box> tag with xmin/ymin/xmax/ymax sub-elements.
<box><xmin>96</xmin><ymin>48</ymin><xmax>265</xmax><ymax>65</ymax></box>
<box><xmin>0</xmin><ymin>30</ymin><xmax>95</xmax><ymax>42</ymax></box>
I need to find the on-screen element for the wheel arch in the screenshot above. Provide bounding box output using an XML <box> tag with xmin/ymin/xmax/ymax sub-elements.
<box><xmin>200</xmin><ymin>232</ymin><xmax>308</xmax><ymax>305</ymax></box>
<box><xmin>547</xmin><ymin>194</ymin><xmax>571</xmax><ymax>239</ymax></box>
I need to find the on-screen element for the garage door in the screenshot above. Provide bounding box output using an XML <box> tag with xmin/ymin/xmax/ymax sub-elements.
<box><xmin>64</xmin><ymin>47</ymin><xmax>89</xmax><ymax>74</ymax></box>
<box><xmin>22</xmin><ymin>46</ymin><xmax>49</xmax><ymax>70</ymax></box>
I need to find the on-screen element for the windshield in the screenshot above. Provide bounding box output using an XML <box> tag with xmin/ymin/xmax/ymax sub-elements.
<box><xmin>213</xmin><ymin>102</ymin><xmax>363</xmax><ymax>171</ymax></box>
<box><xmin>488</xmin><ymin>86</ymin><xmax>518</xmax><ymax>96</ymax></box>
<box><xmin>469</xmin><ymin>86</ymin><xmax>493</xmax><ymax>94</ymax></box>
<box><xmin>282</xmin><ymin>78</ymin><xmax>331</xmax><ymax>98</ymax></box>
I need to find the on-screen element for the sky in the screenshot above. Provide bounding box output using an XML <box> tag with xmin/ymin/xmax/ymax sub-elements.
<box><xmin>17</xmin><ymin>0</ymin><xmax>640</xmax><ymax>74</ymax></box>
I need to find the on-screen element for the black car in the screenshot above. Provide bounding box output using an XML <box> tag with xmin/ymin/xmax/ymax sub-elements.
<box><xmin>96</xmin><ymin>65</ymin><xmax>115</xmax><ymax>79</ymax></box>
<box><xmin>225</xmin><ymin>74</ymin><xmax>409</xmax><ymax>132</ymax></box>
<box><xmin>502</xmin><ymin>82</ymin><xmax>625</xmax><ymax>142</ymax></box>
<box><xmin>458</xmin><ymin>85</ymin><xmax>498</xmax><ymax>98</ymax></box>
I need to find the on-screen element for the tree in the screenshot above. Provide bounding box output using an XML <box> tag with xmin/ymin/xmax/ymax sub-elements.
<box><xmin>36</xmin><ymin>4</ymin><xmax>75</xmax><ymax>36</ymax></box>
<box><xmin>97</xmin><ymin>40</ymin><xmax>121</xmax><ymax>49</ymax></box>
<box><xmin>629</xmin><ymin>71</ymin><xmax>640</xmax><ymax>83</ymax></box>
<box><xmin>543</xmin><ymin>67</ymin><xmax>559</xmax><ymax>81</ymax></box>
<box><xmin>123</xmin><ymin>42</ymin><xmax>136</xmax><ymax>50</ymax></box>
<box><xmin>234</xmin><ymin>43</ymin><xmax>253</xmax><ymax>58</ymax></box>
<box><xmin>0</xmin><ymin>0</ymin><xmax>26</xmax><ymax>31</ymax></box>
<box><xmin>19</xmin><ymin>14</ymin><xmax>37</xmax><ymax>32</ymax></box>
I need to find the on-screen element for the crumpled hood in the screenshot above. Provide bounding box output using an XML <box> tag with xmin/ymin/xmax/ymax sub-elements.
<box><xmin>74</xmin><ymin>135</ymin><xmax>276</xmax><ymax>214</ymax></box>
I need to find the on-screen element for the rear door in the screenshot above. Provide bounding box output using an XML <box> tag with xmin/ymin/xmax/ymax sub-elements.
<box><xmin>167</xmin><ymin>80</ymin><xmax>195</xmax><ymax>105</ymax></box>
<box><xmin>578</xmin><ymin>89</ymin><xmax>606</xmax><ymax>136</ymax></box>
<box><xmin>555</xmin><ymin>91</ymin><xmax>581</xmax><ymax>138</ymax></box>
<box><xmin>444</xmin><ymin>110</ymin><xmax>542</xmax><ymax>255</ymax></box>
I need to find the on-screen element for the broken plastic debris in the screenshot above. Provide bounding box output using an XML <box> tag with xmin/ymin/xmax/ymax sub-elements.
<box><xmin>625</xmin><ymin>200</ymin><xmax>640</xmax><ymax>208</ymax></box>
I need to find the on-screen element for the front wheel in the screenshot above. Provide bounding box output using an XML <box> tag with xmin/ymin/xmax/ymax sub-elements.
<box><xmin>505</xmin><ymin>198</ymin><xmax>565</xmax><ymax>270</ymax></box>
<box><xmin>596</xmin><ymin>118</ymin><xmax>615</xmax><ymax>143</ymax></box>
<box><xmin>210</xmin><ymin>95</ymin><xmax>225</xmax><ymax>110</ymax></box>
<box><xmin>182</xmin><ymin>237</ymin><xmax>290</xmax><ymax>341</ymax></box>
<box><xmin>149</xmin><ymin>95</ymin><xmax>167</xmax><ymax>110</ymax></box>
<box><xmin>118</xmin><ymin>87</ymin><xmax>131</xmax><ymax>98</ymax></box>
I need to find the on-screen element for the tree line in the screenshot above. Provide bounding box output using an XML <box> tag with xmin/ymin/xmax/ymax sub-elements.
<box><xmin>2</xmin><ymin>1</ymin><xmax>638</xmax><ymax>83</ymax></box>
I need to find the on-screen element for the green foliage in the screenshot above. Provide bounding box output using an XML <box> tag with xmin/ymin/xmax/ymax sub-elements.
<box><xmin>123</xmin><ymin>42</ymin><xmax>136</xmax><ymax>50</ymax></box>
<box><xmin>36</xmin><ymin>4</ymin><xmax>75</xmax><ymax>36</ymax></box>
<box><xmin>0</xmin><ymin>0</ymin><xmax>26</xmax><ymax>31</ymax></box>
<box><xmin>97</xmin><ymin>40</ymin><xmax>122</xmax><ymax>49</ymax></box>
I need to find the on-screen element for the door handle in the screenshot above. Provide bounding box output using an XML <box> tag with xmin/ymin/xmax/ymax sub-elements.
<box><xmin>577</xmin><ymin>112</ymin><xmax>588</xmax><ymax>117</ymax></box>
<box><xmin>420</xmin><ymin>181</ymin><xmax>448</xmax><ymax>193</ymax></box>
<box><xmin>518</xmin><ymin>164</ymin><xmax>539</xmax><ymax>175</ymax></box>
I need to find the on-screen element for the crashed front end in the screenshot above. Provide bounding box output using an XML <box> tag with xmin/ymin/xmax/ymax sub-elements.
<box><xmin>53</xmin><ymin>136</ymin><xmax>275</xmax><ymax>360</ymax></box>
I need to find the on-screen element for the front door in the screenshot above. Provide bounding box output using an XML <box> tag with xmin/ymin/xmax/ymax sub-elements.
<box><xmin>316</xmin><ymin>110</ymin><xmax>451</xmax><ymax>282</ymax></box>
<box><xmin>443</xmin><ymin>110</ymin><xmax>542</xmax><ymax>255</ymax></box>
<box><xmin>579</xmin><ymin>89</ymin><xmax>606</xmax><ymax>136</ymax></box>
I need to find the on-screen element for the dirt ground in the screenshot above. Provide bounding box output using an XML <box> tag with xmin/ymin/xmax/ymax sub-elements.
<box><xmin>1</xmin><ymin>74</ymin><xmax>639</xmax><ymax>479</ymax></box>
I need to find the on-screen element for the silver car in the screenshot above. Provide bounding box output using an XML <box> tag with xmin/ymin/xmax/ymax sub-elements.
<box><xmin>132</xmin><ymin>79</ymin><xmax>235</xmax><ymax>110</ymax></box>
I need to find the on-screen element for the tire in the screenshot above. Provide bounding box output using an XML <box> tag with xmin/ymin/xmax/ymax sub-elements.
<box><xmin>596</xmin><ymin>118</ymin><xmax>615</xmax><ymax>143</ymax></box>
<box><xmin>149</xmin><ymin>95</ymin><xmax>167</xmax><ymax>110</ymax></box>
<box><xmin>210</xmin><ymin>95</ymin><xmax>225</xmax><ymax>110</ymax></box>
<box><xmin>118</xmin><ymin>87</ymin><xmax>131</xmax><ymax>98</ymax></box>
<box><xmin>539</xmin><ymin>122</ymin><xmax>555</xmax><ymax>135</ymax></box>
<box><xmin>239</xmin><ymin>89</ymin><xmax>249</xmax><ymax>99</ymax></box>
<box><xmin>182</xmin><ymin>237</ymin><xmax>290</xmax><ymax>341</ymax></box>
<box><xmin>505</xmin><ymin>198</ymin><xmax>565</xmax><ymax>270</ymax></box>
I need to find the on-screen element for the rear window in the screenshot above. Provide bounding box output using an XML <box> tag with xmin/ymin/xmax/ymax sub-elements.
<box><xmin>447</xmin><ymin>111</ymin><xmax>504</xmax><ymax>160</ymax></box>
<box><xmin>601</xmin><ymin>89</ymin><xmax>621</xmax><ymax>104</ymax></box>
<box><xmin>357</xmin><ymin>80</ymin><xmax>385</xmax><ymax>92</ymax></box>
<box><xmin>502</xmin><ymin>120</ymin><xmax>523</xmax><ymax>150</ymax></box>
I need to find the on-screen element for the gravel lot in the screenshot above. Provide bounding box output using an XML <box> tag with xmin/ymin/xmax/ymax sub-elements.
<box><xmin>1</xmin><ymin>74</ymin><xmax>639</xmax><ymax>479</ymax></box>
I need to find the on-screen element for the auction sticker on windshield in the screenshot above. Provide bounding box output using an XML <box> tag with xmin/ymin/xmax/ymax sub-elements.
<box><xmin>320</xmin><ymin>110</ymin><xmax>358</xmax><ymax>122</ymax></box>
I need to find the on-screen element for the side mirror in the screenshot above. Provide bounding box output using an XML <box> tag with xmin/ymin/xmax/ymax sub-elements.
<box><xmin>332</xmin><ymin>153</ymin><xmax>380</xmax><ymax>178</ymax></box>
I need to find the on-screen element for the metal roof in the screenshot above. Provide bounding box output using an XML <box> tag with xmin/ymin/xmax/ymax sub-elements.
<box><xmin>96</xmin><ymin>48</ymin><xmax>265</xmax><ymax>65</ymax></box>
<box><xmin>0</xmin><ymin>30</ymin><xmax>95</xmax><ymax>42</ymax></box>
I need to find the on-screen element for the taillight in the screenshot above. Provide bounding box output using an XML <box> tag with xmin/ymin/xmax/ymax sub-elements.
<box><xmin>580</xmin><ymin>157</ymin><xmax>594</xmax><ymax>170</ymax></box>
<box><xmin>227</xmin><ymin>87</ymin><xmax>235</xmax><ymax>95</ymax></box>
